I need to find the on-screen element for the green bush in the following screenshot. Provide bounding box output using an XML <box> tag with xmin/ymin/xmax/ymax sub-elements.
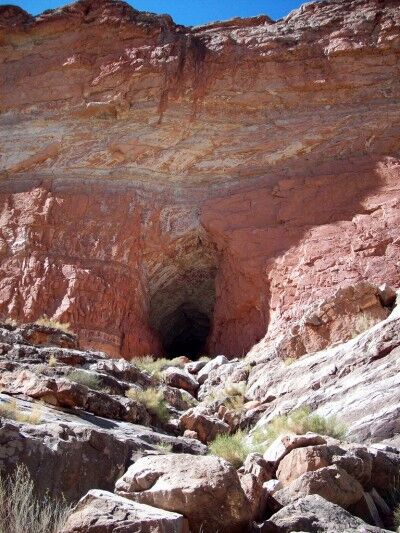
<box><xmin>68</xmin><ymin>370</ymin><xmax>102</xmax><ymax>391</ymax></box>
<box><xmin>126</xmin><ymin>387</ymin><xmax>170</xmax><ymax>423</ymax></box>
<box><xmin>155</xmin><ymin>442</ymin><xmax>173</xmax><ymax>454</ymax></box>
<box><xmin>0</xmin><ymin>464</ymin><xmax>71</xmax><ymax>533</ymax></box>
<box><xmin>255</xmin><ymin>406</ymin><xmax>347</xmax><ymax>443</ymax></box>
<box><xmin>209</xmin><ymin>430</ymin><xmax>250</xmax><ymax>468</ymax></box>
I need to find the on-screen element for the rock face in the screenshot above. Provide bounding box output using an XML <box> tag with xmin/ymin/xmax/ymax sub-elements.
<box><xmin>60</xmin><ymin>489</ymin><xmax>189</xmax><ymax>533</ymax></box>
<box><xmin>261</xmin><ymin>495</ymin><xmax>387</xmax><ymax>533</ymax></box>
<box><xmin>115</xmin><ymin>454</ymin><xmax>251</xmax><ymax>532</ymax></box>
<box><xmin>0</xmin><ymin>0</ymin><xmax>399</xmax><ymax>358</ymax></box>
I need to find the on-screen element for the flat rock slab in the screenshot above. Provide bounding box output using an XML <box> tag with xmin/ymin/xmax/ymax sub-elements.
<box><xmin>60</xmin><ymin>489</ymin><xmax>189</xmax><ymax>533</ymax></box>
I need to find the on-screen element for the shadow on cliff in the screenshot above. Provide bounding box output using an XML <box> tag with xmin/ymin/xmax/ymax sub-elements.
<box><xmin>202</xmin><ymin>156</ymin><xmax>396</xmax><ymax>356</ymax></box>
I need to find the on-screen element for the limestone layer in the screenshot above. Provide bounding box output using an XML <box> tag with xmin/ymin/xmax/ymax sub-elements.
<box><xmin>0</xmin><ymin>0</ymin><xmax>399</xmax><ymax>357</ymax></box>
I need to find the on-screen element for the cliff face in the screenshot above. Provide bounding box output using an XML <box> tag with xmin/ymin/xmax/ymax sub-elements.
<box><xmin>0</xmin><ymin>0</ymin><xmax>399</xmax><ymax>358</ymax></box>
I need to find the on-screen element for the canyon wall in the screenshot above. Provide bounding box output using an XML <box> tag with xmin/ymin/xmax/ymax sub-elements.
<box><xmin>0</xmin><ymin>0</ymin><xmax>399</xmax><ymax>358</ymax></box>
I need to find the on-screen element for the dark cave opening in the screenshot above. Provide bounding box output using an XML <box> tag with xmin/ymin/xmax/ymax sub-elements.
<box><xmin>161</xmin><ymin>303</ymin><xmax>211</xmax><ymax>358</ymax></box>
<box><xmin>147</xmin><ymin>232</ymin><xmax>218</xmax><ymax>360</ymax></box>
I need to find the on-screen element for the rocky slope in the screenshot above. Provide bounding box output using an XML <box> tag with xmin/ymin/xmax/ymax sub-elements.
<box><xmin>0</xmin><ymin>0</ymin><xmax>399</xmax><ymax>358</ymax></box>
<box><xmin>0</xmin><ymin>296</ymin><xmax>399</xmax><ymax>531</ymax></box>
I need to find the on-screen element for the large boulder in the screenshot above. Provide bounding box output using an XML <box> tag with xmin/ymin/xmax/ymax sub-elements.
<box><xmin>197</xmin><ymin>355</ymin><xmax>229</xmax><ymax>385</ymax></box>
<box><xmin>276</xmin><ymin>443</ymin><xmax>373</xmax><ymax>488</ymax></box>
<box><xmin>260</xmin><ymin>494</ymin><xmax>388</xmax><ymax>533</ymax></box>
<box><xmin>163</xmin><ymin>367</ymin><xmax>199</xmax><ymax>396</ymax></box>
<box><xmin>115</xmin><ymin>454</ymin><xmax>251</xmax><ymax>533</ymax></box>
<box><xmin>60</xmin><ymin>489</ymin><xmax>189</xmax><ymax>533</ymax></box>
<box><xmin>274</xmin><ymin>465</ymin><xmax>363</xmax><ymax>509</ymax></box>
<box><xmin>263</xmin><ymin>433</ymin><xmax>327</xmax><ymax>465</ymax></box>
<box><xmin>179</xmin><ymin>406</ymin><xmax>230</xmax><ymax>443</ymax></box>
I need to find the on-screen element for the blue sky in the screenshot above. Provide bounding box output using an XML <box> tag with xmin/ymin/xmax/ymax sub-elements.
<box><xmin>1</xmin><ymin>1</ymin><xmax>308</xmax><ymax>25</ymax></box>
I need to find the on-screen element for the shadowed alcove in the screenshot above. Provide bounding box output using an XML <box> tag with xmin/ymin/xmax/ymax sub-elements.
<box><xmin>147</xmin><ymin>232</ymin><xmax>218</xmax><ymax>359</ymax></box>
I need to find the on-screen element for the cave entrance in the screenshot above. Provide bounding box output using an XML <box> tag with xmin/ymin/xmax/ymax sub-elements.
<box><xmin>161</xmin><ymin>303</ymin><xmax>211</xmax><ymax>358</ymax></box>
<box><xmin>147</xmin><ymin>231</ymin><xmax>218</xmax><ymax>360</ymax></box>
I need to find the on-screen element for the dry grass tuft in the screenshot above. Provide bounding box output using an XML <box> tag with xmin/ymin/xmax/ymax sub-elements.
<box><xmin>253</xmin><ymin>406</ymin><xmax>347</xmax><ymax>444</ymax></box>
<box><xmin>0</xmin><ymin>399</ymin><xmax>42</xmax><ymax>425</ymax></box>
<box><xmin>68</xmin><ymin>370</ymin><xmax>102</xmax><ymax>391</ymax></box>
<box><xmin>209</xmin><ymin>430</ymin><xmax>250</xmax><ymax>468</ymax></box>
<box><xmin>0</xmin><ymin>464</ymin><xmax>71</xmax><ymax>533</ymax></box>
<box><xmin>126</xmin><ymin>387</ymin><xmax>169</xmax><ymax>423</ymax></box>
<box><xmin>155</xmin><ymin>442</ymin><xmax>173</xmax><ymax>454</ymax></box>
<box><xmin>35</xmin><ymin>317</ymin><xmax>72</xmax><ymax>334</ymax></box>
<box><xmin>131</xmin><ymin>355</ymin><xmax>184</xmax><ymax>379</ymax></box>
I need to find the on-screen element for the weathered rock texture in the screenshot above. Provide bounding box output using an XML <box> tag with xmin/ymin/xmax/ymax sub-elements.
<box><xmin>0</xmin><ymin>0</ymin><xmax>399</xmax><ymax>358</ymax></box>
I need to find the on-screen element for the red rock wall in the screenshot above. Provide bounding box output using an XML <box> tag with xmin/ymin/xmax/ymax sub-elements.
<box><xmin>0</xmin><ymin>0</ymin><xmax>399</xmax><ymax>358</ymax></box>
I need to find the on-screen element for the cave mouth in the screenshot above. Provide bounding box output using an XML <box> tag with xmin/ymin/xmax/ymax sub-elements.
<box><xmin>162</xmin><ymin>303</ymin><xmax>211</xmax><ymax>358</ymax></box>
<box><xmin>147</xmin><ymin>232</ymin><xmax>218</xmax><ymax>360</ymax></box>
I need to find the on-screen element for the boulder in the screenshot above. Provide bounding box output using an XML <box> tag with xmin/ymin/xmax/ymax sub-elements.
<box><xmin>197</xmin><ymin>355</ymin><xmax>229</xmax><ymax>385</ymax></box>
<box><xmin>263</xmin><ymin>433</ymin><xmax>327</xmax><ymax>465</ymax></box>
<box><xmin>185</xmin><ymin>361</ymin><xmax>207</xmax><ymax>374</ymax></box>
<box><xmin>274</xmin><ymin>465</ymin><xmax>363</xmax><ymax>509</ymax></box>
<box><xmin>60</xmin><ymin>489</ymin><xmax>189</xmax><ymax>533</ymax></box>
<box><xmin>277</xmin><ymin>444</ymin><xmax>374</xmax><ymax>488</ymax></box>
<box><xmin>163</xmin><ymin>367</ymin><xmax>199</xmax><ymax>395</ymax></box>
<box><xmin>179</xmin><ymin>406</ymin><xmax>230</xmax><ymax>444</ymax></box>
<box><xmin>239</xmin><ymin>453</ymin><xmax>273</xmax><ymax>521</ymax></box>
<box><xmin>260</xmin><ymin>494</ymin><xmax>388</xmax><ymax>533</ymax></box>
<box><xmin>276</xmin><ymin>444</ymin><xmax>331</xmax><ymax>486</ymax></box>
<box><xmin>115</xmin><ymin>454</ymin><xmax>251</xmax><ymax>533</ymax></box>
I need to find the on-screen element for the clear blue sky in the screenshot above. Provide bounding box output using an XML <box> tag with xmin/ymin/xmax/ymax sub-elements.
<box><xmin>0</xmin><ymin>1</ymin><xmax>309</xmax><ymax>25</ymax></box>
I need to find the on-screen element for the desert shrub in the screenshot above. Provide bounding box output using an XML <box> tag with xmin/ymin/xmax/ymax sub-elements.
<box><xmin>131</xmin><ymin>356</ymin><xmax>184</xmax><ymax>379</ymax></box>
<box><xmin>222</xmin><ymin>381</ymin><xmax>247</xmax><ymax>412</ymax></box>
<box><xmin>35</xmin><ymin>317</ymin><xmax>72</xmax><ymax>334</ymax></box>
<box><xmin>256</xmin><ymin>406</ymin><xmax>347</xmax><ymax>443</ymax></box>
<box><xmin>4</xmin><ymin>318</ymin><xmax>18</xmax><ymax>327</ymax></box>
<box><xmin>0</xmin><ymin>399</ymin><xmax>42</xmax><ymax>425</ymax></box>
<box><xmin>48</xmin><ymin>355</ymin><xmax>57</xmax><ymax>367</ymax></box>
<box><xmin>209</xmin><ymin>430</ymin><xmax>250</xmax><ymax>468</ymax></box>
<box><xmin>126</xmin><ymin>387</ymin><xmax>169</xmax><ymax>422</ymax></box>
<box><xmin>353</xmin><ymin>313</ymin><xmax>380</xmax><ymax>337</ymax></box>
<box><xmin>155</xmin><ymin>442</ymin><xmax>173</xmax><ymax>454</ymax></box>
<box><xmin>0</xmin><ymin>464</ymin><xmax>71</xmax><ymax>533</ymax></box>
<box><xmin>68</xmin><ymin>370</ymin><xmax>102</xmax><ymax>391</ymax></box>
<box><xmin>283</xmin><ymin>357</ymin><xmax>296</xmax><ymax>366</ymax></box>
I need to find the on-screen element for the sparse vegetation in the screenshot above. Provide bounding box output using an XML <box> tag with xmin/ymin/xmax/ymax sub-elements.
<box><xmin>155</xmin><ymin>442</ymin><xmax>173</xmax><ymax>454</ymax></box>
<box><xmin>35</xmin><ymin>316</ymin><xmax>72</xmax><ymax>334</ymax></box>
<box><xmin>210</xmin><ymin>406</ymin><xmax>347</xmax><ymax>468</ymax></box>
<box><xmin>353</xmin><ymin>312</ymin><xmax>379</xmax><ymax>337</ymax></box>
<box><xmin>68</xmin><ymin>370</ymin><xmax>102</xmax><ymax>391</ymax></box>
<box><xmin>283</xmin><ymin>357</ymin><xmax>296</xmax><ymax>366</ymax></box>
<box><xmin>209</xmin><ymin>430</ymin><xmax>250</xmax><ymax>468</ymax></box>
<box><xmin>253</xmin><ymin>406</ymin><xmax>347</xmax><ymax>443</ymax></box>
<box><xmin>48</xmin><ymin>355</ymin><xmax>57</xmax><ymax>367</ymax></box>
<box><xmin>0</xmin><ymin>464</ymin><xmax>71</xmax><ymax>533</ymax></box>
<box><xmin>4</xmin><ymin>318</ymin><xmax>18</xmax><ymax>327</ymax></box>
<box><xmin>222</xmin><ymin>381</ymin><xmax>247</xmax><ymax>412</ymax></box>
<box><xmin>126</xmin><ymin>387</ymin><xmax>170</xmax><ymax>423</ymax></box>
<box><xmin>131</xmin><ymin>355</ymin><xmax>184</xmax><ymax>379</ymax></box>
<box><xmin>0</xmin><ymin>399</ymin><xmax>42</xmax><ymax>425</ymax></box>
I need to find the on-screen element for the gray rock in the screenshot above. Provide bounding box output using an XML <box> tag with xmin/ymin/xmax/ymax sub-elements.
<box><xmin>260</xmin><ymin>494</ymin><xmax>389</xmax><ymax>532</ymax></box>
<box><xmin>60</xmin><ymin>489</ymin><xmax>189</xmax><ymax>533</ymax></box>
<box><xmin>274</xmin><ymin>465</ymin><xmax>363</xmax><ymax>508</ymax></box>
<box><xmin>115</xmin><ymin>453</ymin><xmax>251</xmax><ymax>533</ymax></box>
